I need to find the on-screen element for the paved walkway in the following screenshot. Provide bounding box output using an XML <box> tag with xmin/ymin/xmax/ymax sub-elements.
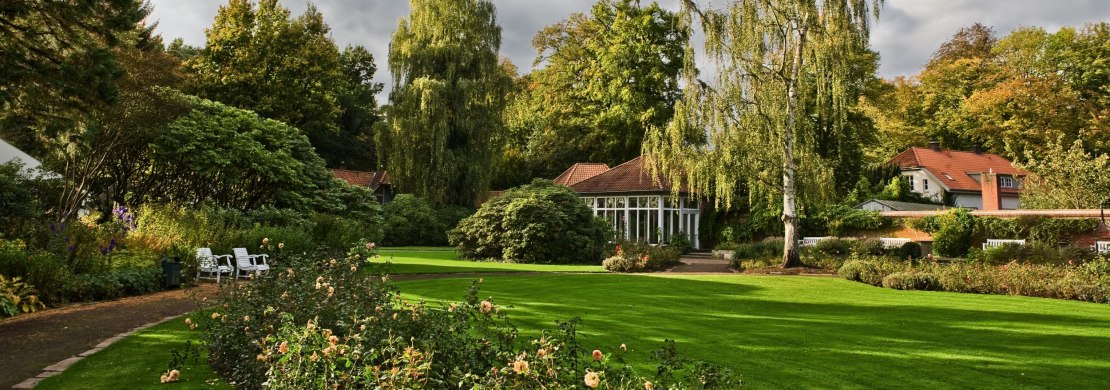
<box><xmin>666</xmin><ymin>252</ymin><xmax>736</xmax><ymax>274</ymax></box>
<box><xmin>0</xmin><ymin>284</ymin><xmax>219</xmax><ymax>389</ymax></box>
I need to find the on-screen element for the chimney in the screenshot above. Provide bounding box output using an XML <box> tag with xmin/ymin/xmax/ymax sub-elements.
<box><xmin>981</xmin><ymin>169</ymin><xmax>1001</xmax><ymax>211</ymax></box>
<box><xmin>929</xmin><ymin>141</ymin><xmax>941</xmax><ymax>151</ymax></box>
<box><xmin>971</xmin><ymin>144</ymin><xmax>982</xmax><ymax>154</ymax></box>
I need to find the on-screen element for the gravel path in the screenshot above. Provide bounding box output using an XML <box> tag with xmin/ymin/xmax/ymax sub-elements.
<box><xmin>0</xmin><ymin>284</ymin><xmax>219</xmax><ymax>389</ymax></box>
<box><xmin>666</xmin><ymin>253</ymin><xmax>737</xmax><ymax>274</ymax></box>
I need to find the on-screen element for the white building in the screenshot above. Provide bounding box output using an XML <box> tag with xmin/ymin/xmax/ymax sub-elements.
<box><xmin>888</xmin><ymin>143</ymin><xmax>1025</xmax><ymax>211</ymax></box>
<box><xmin>555</xmin><ymin>157</ymin><xmax>702</xmax><ymax>249</ymax></box>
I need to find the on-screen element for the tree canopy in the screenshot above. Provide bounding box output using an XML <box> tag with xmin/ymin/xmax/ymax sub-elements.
<box><xmin>645</xmin><ymin>0</ymin><xmax>881</xmax><ymax>267</ymax></box>
<box><xmin>381</xmin><ymin>0</ymin><xmax>509</xmax><ymax>206</ymax></box>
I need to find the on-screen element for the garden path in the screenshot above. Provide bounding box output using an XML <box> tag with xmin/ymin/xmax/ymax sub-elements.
<box><xmin>666</xmin><ymin>252</ymin><xmax>736</xmax><ymax>274</ymax></box>
<box><xmin>0</xmin><ymin>284</ymin><xmax>219</xmax><ymax>389</ymax></box>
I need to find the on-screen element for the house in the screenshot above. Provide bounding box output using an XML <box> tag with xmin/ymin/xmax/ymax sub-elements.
<box><xmin>1</xmin><ymin>137</ymin><xmax>44</xmax><ymax>173</ymax></box>
<box><xmin>554</xmin><ymin>156</ymin><xmax>702</xmax><ymax>249</ymax></box>
<box><xmin>329</xmin><ymin>169</ymin><xmax>395</xmax><ymax>204</ymax></box>
<box><xmin>856</xmin><ymin>199</ymin><xmax>947</xmax><ymax>212</ymax></box>
<box><xmin>888</xmin><ymin>143</ymin><xmax>1026</xmax><ymax>210</ymax></box>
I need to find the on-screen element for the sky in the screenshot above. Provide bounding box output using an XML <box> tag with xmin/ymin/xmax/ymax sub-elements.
<box><xmin>148</xmin><ymin>0</ymin><xmax>1110</xmax><ymax>97</ymax></box>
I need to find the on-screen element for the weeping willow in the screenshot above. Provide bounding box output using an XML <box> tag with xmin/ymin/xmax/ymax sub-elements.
<box><xmin>644</xmin><ymin>0</ymin><xmax>881</xmax><ymax>267</ymax></box>
<box><xmin>381</xmin><ymin>0</ymin><xmax>509</xmax><ymax>207</ymax></box>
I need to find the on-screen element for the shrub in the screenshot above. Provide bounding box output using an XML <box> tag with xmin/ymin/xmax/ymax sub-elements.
<box><xmin>838</xmin><ymin>257</ymin><xmax>905</xmax><ymax>286</ymax></box>
<box><xmin>669</xmin><ymin>233</ymin><xmax>694</xmax><ymax>254</ymax></box>
<box><xmin>200</xmin><ymin>254</ymin><xmax>738</xmax><ymax>389</ymax></box>
<box><xmin>837</xmin><ymin>259</ymin><xmax>868</xmax><ymax>282</ymax></box>
<box><xmin>882</xmin><ymin>272</ymin><xmax>940</xmax><ymax>291</ymax></box>
<box><xmin>931</xmin><ymin>208</ymin><xmax>976</xmax><ymax>257</ymax></box>
<box><xmin>851</xmin><ymin>238</ymin><xmax>886</xmax><ymax>257</ymax></box>
<box><xmin>602</xmin><ymin>256</ymin><xmax>638</xmax><ymax>272</ymax></box>
<box><xmin>897</xmin><ymin>242</ymin><xmax>923</xmax><ymax>260</ymax></box>
<box><xmin>0</xmin><ymin>241</ymin><xmax>74</xmax><ymax>305</ymax></box>
<box><xmin>814</xmin><ymin>238</ymin><xmax>852</xmax><ymax>257</ymax></box>
<box><xmin>0</xmin><ymin>274</ymin><xmax>45</xmax><ymax>317</ymax></box>
<box><xmin>812</xmin><ymin>205</ymin><xmax>893</xmax><ymax>236</ymax></box>
<box><xmin>603</xmin><ymin>242</ymin><xmax>683</xmax><ymax>272</ymax></box>
<box><xmin>382</xmin><ymin>194</ymin><xmax>447</xmax><ymax>246</ymax></box>
<box><xmin>451</xmin><ymin>180</ymin><xmax>611</xmax><ymax>264</ymax></box>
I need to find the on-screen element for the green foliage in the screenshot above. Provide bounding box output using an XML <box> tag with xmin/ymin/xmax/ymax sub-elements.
<box><xmin>382</xmin><ymin>0</ymin><xmax>509</xmax><ymax>206</ymax></box>
<box><xmin>1017</xmin><ymin>139</ymin><xmax>1110</xmax><ymax>209</ymax></box>
<box><xmin>969</xmin><ymin>243</ymin><xmax>1098</xmax><ymax>266</ymax></box>
<box><xmin>729</xmin><ymin>238</ymin><xmax>784</xmax><ymax>260</ymax></box>
<box><xmin>382</xmin><ymin>195</ymin><xmax>447</xmax><ymax>247</ymax></box>
<box><xmin>185</xmin><ymin>0</ymin><xmax>377</xmax><ymax>167</ymax></box>
<box><xmin>931</xmin><ymin>209</ymin><xmax>976</xmax><ymax>257</ymax></box>
<box><xmin>0</xmin><ymin>0</ymin><xmax>147</xmax><ymax>147</ymax></box>
<box><xmin>668</xmin><ymin>233</ymin><xmax>694</xmax><ymax>254</ymax></box>
<box><xmin>506</xmin><ymin>0</ymin><xmax>688</xmax><ymax>181</ymax></box>
<box><xmin>851</xmin><ymin>238</ymin><xmax>886</xmax><ymax>257</ymax></box>
<box><xmin>882</xmin><ymin>272</ymin><xmax>941</xmax><ymax>291</ymax></box>
<box><xmin>814</xmin><ymin>239</ymin><xmax>853</xmax><ymax>257</ymax></box>
<box><xmin>0</xmin><ymin>162</ymin><xmax>59</xmax><ymax>240</ymax></box>
<box><xmin>0</xmin><ymin>274</ymin><xmax>45</xmax><ymax>316</ymax></box>
<box><xmin>898</xmin><ymin>241</ymin><xmax>924</xmax><ymax>260</ymax></box>
<box><xmin>203</xmin><ymin>254</ymin><xmax>735</xmax><ymax>389</ymax></box>
<box><xmin>837</xmin><ymin>258</ymin><xmax>907</xmax><ymax>286</ymax></box>
<box><xmin>810</xmin><ymin>205</ymin><xmax>892</xmax><ymax>236</ymax></box>
<box><xmin>451</xmin><ymin>180</ymin><xmax>611</xmax><ymax>264</ymax></box>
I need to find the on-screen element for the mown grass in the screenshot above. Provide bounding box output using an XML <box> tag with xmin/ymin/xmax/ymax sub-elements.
<box><xmin>35</xmin><ymin>316</ymin><xmax>230</xmax><ymax>389</ymax></box>
<box><xmin>376</xmin><ymin>247</ymin><xmax>604</xmax><ymax>274</ymax></box>
<box><xmin>398</xmin><ymin>274</ymin><xmax>1110</xmax><ymax>389</ymax></box>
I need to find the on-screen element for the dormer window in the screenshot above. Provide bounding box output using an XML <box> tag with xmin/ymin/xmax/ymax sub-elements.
<box><xmin>999</xmin><ymin>175</ymin><xmax>1015</xmax><ymax>188</ymax></box>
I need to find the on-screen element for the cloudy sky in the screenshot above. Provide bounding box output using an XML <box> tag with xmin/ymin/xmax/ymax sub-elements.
<box><xmin>148</xmin><ymin>0</ymin><xmax>1110</xmax><ymax>96</ymax></box>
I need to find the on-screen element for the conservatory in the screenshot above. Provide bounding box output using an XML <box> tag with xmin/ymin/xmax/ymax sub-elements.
<box><xmin>555</xmin><ymin>157</ymin><xmax>702</xmax><ymax>249</ymax></box>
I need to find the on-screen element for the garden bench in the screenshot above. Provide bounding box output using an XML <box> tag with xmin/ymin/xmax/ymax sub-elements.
<box><xmin>196</xmin><ymin>248</ymin><xmax>233</xmax><ymax>283</ymax></box>
<box><xmin>879</xmin><ymin>237</ymin><xmax>911</xmax><ymax>249</ymax></box>
<box><xmin>233</xmin><ymin>248</ymin><xmax>270</xmax><ymax>279</ymax></box>
<box><xmin>800</xmin><ymin>237</ymin><xmax>833</xmax><ymax>247</ymax></box>
<box><xmin>982</xmin><ymin>239</ymin><xmax>1025</xmax><ymax>250</ymax></box>
<box><xmin>1095</xmin><ymin>241</ymin><xmax>1109</xmax><ymax>254</ymax></box>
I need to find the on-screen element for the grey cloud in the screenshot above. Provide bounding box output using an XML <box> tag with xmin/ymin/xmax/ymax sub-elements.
<box><xmin>147</xmin><ymin>0</ymin><xmax>1110</xmax><ymax>96</ymax></box>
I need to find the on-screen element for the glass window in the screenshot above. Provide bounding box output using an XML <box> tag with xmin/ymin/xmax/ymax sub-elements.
<box><xmin>922</xmin><ymin>179</ymin><xmax>929</xmax><ymax>191</ymax></box>
<box><xmin>999</xmin><ymin>175</ymin><xmax>1014</xmax><ymax>188</ymax></box>
<box><xmin>616</xmin><ymin>197</ymin><xmax>626</xmax><ymax>208</ymax></box>
<box><xmin>647</xmin><ymin>196</ymin><xmax>660</xmax><ymax>208</ymax></box>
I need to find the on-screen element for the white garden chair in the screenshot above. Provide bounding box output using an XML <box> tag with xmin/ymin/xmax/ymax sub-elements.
<box><xmin>233</xmin><ymin>247</ymin><xmax>270</xmax><ymax>279</ymax></box>
<box><xmin>1095</xmin><ymin>241</ymin><xmax>1110</xmax><ymax>254</ymax></box>
<box><xmin>195</xmin><ymin>248</ymin><xmax>233</xmax><ymax>283</ymax></box>
<box><xmin>982</xmin><ymin>239</ymin><xmax>1025</xmax><ymax>250</ymax></box>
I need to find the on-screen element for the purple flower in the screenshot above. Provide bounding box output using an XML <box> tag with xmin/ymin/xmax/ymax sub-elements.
<box><xmin>100</xmin><ymin>247</ymin><xmax>108</xmax><ymax>255</ymax></box>
<box><xmin>67</xmin><ymin>245</ymin><xmax>75</xmax><ymax>253</ymax></box>
<box><xmin>108</xmin><ymin>239</ymin><xmax>116</xmax><ymax>250</ymax></box>
<box><xmin>49</xmin><ymin>223</ymin><xmax>56</xmax><ymax>233</ymax></box>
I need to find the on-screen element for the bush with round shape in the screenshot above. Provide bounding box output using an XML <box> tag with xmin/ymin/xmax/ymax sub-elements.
<box><xmin>897</xmin><ymin>241</ymin><xmax>923</xmax><ymax>260</ymax></box>
<box><xmin>382</xmin><ymin>195</ymin><xmax>447</xmax><ymax>246</ymax></box>
<box><xmin>815</xmin><ymin>238</ymin><xmax>852</xmax><ymax>256</ymax></box>
<box><xmin>838</xmin><ymin>259</ymin><xmax>869</xmax><ymax>282</ymax></box>
<box><xmin>602</xmin><ymin>256</ymin><xmax>637</xmax><ymax>272</ymax></box>
<box><xmin>450</xmin><ymin>180</ymin><xmax>611</xmax><ymax>264</ymax></box>
<box><xmin>851</xmin><ymin>238</ymin><xmax>885</xmax><ymax>256</ymax></box>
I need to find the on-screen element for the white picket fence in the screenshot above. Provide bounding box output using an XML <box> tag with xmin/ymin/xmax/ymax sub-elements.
<box><xmin>879</xmin><ymin>237</ymin><xmax>911</xmax><ymax>248</ymax></box>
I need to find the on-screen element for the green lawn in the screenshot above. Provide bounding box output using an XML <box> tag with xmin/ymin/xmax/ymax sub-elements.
<box><xmin>397</xmin><ymin>274</ymin><xmax>1110</xmax><ymax>389</ymax></box>
<box><xmin>35</xmin><ymin>316</ymin><xmax>230</xmax><ymax>390</ymax></box>
<box><xmin>376</xmin><ymin>247</ymin><xmax>604</xmax><ymax>274</ymax></box>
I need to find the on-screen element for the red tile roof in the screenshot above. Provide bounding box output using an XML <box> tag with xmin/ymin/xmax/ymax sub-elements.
<box><xmin>330</xmin><ymin>169</ymin><xmax>391</xmax><ymax>189</ymax></box>
<box><xmin>553</xmin><ymin>163</ymin><xmax>610</xmax><ymax>186</ymax></box>
<box><xmin>887</xmin><ymin>147</ymin><xmax>1027</xmax><ymax>193</ymax></box>
<box><xmin>567</xmin><ymin>156</ymin><xmax>687</xmax><ymax>194</ymax></box>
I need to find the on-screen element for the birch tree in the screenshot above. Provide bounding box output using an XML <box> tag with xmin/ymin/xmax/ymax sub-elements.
<box><xmin>645</xmin><ymin>0</ymin><xmax>881</xmax><ymax>267</ymax></box>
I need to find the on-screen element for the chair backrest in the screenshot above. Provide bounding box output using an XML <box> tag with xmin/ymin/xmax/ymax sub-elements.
<box><xmin>196</xmin><ymin>248</ymin><xmax>215</xmax><ymax>268</ymax></box>
<box><xmin>232</xmin><ymin>248</ymin><xmax>253</xmax><ymax>269</ymax></box>
<box><xmin>879</xmin><ymin>238</ymin><xmax>911</xmax><ymax>249</ymax></box>
<box><xmin>801</xmin><ymin>237</ymin><xmax>832</xmax><ymax>247</ymax></box>
<box><xmin>984</xmin><ymin>239</ymin><xmax>1025</xmax><ymax>249</ymax></box>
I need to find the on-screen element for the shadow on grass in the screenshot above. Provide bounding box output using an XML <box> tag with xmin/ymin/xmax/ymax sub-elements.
<box><xmin>398</xmin><ymin>274</ymin><xmax>1110</xmax><ymax>389</ymax></box>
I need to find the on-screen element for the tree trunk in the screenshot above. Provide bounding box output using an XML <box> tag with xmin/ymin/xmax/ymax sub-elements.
<box><xmin>781</xmin><ymin>19</ymin><xmax>809</xmax><ymax>269</ymax></box>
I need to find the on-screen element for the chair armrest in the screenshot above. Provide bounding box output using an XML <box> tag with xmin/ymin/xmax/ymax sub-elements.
<box><xmin>214</xmin><ymin>254</ymin><xmax>233</xmax><ymax>267</ymax></box>
<box><xmin>251</xmin><ymin>254</ymin><xmax>269</xmax><ymax>266</ymax></box>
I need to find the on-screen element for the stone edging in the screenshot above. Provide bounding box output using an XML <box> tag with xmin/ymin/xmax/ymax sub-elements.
<box><xmin>11</xmin><ymin>315</ymin><xmax>182</xmax><ymax>389</ymax></box>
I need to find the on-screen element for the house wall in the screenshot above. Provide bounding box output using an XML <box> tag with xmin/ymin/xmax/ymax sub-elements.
<box><xmin>951</xmin><ymin>193</ymin><xmax>982</xmax><ymax>209</ymax></box>
<box><xmin>901</xmin><ymin>170</ymin><xmax>945</xmax><ymax>202</ymax></box>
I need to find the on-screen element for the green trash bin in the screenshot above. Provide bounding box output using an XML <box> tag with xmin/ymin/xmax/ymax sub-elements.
<box><xmin>162</xmin><ymin>256</ymin><xmax>182</xmax><ymax>289</ymax></box>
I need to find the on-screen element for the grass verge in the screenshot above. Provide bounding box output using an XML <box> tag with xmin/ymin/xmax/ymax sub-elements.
<box><xmin>376</xmin><ymin>247</ymin><xmax>604</xmax><ymax>274</ymax></box>
<box><xmin>35</xmin><ymin>315</ymin><xmax>230</xmax><ymax>390</ymax></box>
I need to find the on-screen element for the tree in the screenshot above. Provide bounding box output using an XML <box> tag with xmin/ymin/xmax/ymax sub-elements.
<box><xmin>0</xmin><ymin>0</ymin><xmax>147</xmax><ymax>157</ymax></box>
<box><xmin>381</xmin><ymin>0</ymin><xmax>509</xmax><ymax>206</ymax></box>
<box><xmin>187</xmin><ymin>0</ymin><xmax>363</xmax><ymax>167</ymax></box>
<box><xmin>516</xmin><ymin>0</ymin><xmax>687</xmax><ymax>177</ymax></box>
<box><xmin>316</xmin><ymin>46</ymin><xmax>384</xmax><ymax>170</ymax></box>
<box><xmin>1016</xmin><ymin>140</ymin><xmax>1110</xmax><ymax>209</ymax></box>
<box><xmin>645</xmin><ymin>0</ymin><xmax>881</xmax><ymax>268</ymax></box>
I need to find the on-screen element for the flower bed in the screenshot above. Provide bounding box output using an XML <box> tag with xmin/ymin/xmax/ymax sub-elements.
<box><xmin>197</xmin><ymin>247</ymin><xmax>738</xmax><ymax>389</ymax></box>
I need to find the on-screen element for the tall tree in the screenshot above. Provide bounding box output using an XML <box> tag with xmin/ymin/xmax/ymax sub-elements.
<box><xmin>316</xmin><ymin>46</ymin><xmax>384</xmax><ymax>170</ymax></box>
<box><xmin>382</xmin><ymin>0</ymin><xmax>509</xmax><ymax>206</ymax></box>
<box><xmin>1016</xmin><ymin>139</ymin><xmax>1110</xmax><ymax>209</ymax></box>
<box><xmin>507</xmin><ymin>0</ymin><xmax>687</xmax><ymax>180</ymax></box>
<box><xmin>0</xmin><ymin>0</ymin><xmax>147</xmax><ymax>156</ymax></box>
<box><xmin>645</xmin><ymin>0</ymin><xmax>881</xmax><ymax>267</ymax></box>
<box><xmin>187</xmin><ymin>0</ymin><xmax>367</xmax><ymax>167</ymax></box>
